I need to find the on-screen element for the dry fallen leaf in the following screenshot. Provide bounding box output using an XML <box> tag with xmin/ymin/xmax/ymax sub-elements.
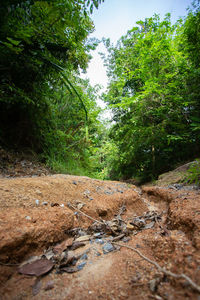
<box><xmin>75</xmin><ymin>235</ymin><xmax>91</xmax><ymax>242</ymax></box>
<box><xmin>70</xmin><ymin>241</ymin><xmax>86</xmax><ymax>250</ymax></box>
<box><xmin>126</xmin><ymin>222</ymin><xmax>135</xmax><ymax>230</ymax></box>
<box><xmin>18</xmin><ymin>258</ymin><xmax>54</xmax><ymax>277</ymax></box>
<box><xmin>32</xmin><ymin>278</ymin><xmax>42</xmax><ymax>296</ymax></box>
<box><xmin>53</xmin><ymin>238</ymin><xmax>74</xmax><ymax>254</ymax></box>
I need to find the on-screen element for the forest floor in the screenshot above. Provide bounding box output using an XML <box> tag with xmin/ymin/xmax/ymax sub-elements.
<box><xmin>0</xmin><ymin>151</ymin><xmax>200</xmax><ymax>300</ymax></box>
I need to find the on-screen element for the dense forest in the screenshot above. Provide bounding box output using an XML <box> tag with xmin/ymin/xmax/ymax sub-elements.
<box><xmin>0</xmin><ymin>0</ymin><xmax>200</xmax><ymax>182</ymax></box>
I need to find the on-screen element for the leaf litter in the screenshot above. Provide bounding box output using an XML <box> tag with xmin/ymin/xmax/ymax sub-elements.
<box><xmin>18</xmin><ymin>206</ymin><xmax>161</xmax><ymax>278</ymax></box>
<box><xmin>16</xmin><ymin>204</ymin><xmax>200</xmax><ymax>295</ymax></box>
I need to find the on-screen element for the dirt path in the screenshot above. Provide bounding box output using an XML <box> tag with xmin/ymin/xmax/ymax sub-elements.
<box><xmin>0</xmin><ymin>174</ymin><xmax>199</xmax><ymax>300</ymax></box>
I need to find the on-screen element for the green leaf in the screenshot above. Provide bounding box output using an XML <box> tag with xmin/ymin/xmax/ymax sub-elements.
<box><xmin>7</xmin><ymin>37</ymin><xmax>21</xmax><ymax>46</ymax></box>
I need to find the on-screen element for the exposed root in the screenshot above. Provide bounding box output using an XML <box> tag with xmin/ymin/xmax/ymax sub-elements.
<box><xmin>67</xmin><ymin>203</ymin><xmax>104</xmax><ymax>224</ymax></box>
<box><xmin>111</xmin><ymin>242</ymin><xmax>200</xmax><ymax>294</ymax></box>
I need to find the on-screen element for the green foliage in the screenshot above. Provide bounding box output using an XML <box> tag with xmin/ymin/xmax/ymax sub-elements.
<box><xmin>103</xmin><ymin>6</ymin><xmax>200</xmax><ymax>181</ymax></box>
<box><xmin>0</xmin><ymin>0</ymin><xmax>106</xmax><ymax>176</ymax></box>
<box><xmin>185</xmin><ymin>159</ymin><xmax>200</xmax><ymax>185</ymax></box>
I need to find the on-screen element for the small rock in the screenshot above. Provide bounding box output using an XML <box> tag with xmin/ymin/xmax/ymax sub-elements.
<box><xmin>93</xmin><ymin>232</ymin><xmax>102</xmax><ymax>237</ymax></box>
<box><xmin>25</xmin><ymin>216</ymin><xmax>31</xmax><ymax>220</ymax></box>
<box><xmin>77</xmin><ymin>261</ymin><xmax>87</xmax><ymax>270</ymax></box>
<box><xmin>72</xmin><ymin>181</ymin><xmax>77</xmax><ymax>185</ymax></box>
<box><xmin>95</xmin><ymin>239</ymin><xmax>104</xmax><ymax>245</ymax></box>
<box><xmin>42</xmin><ymin>201</ymin><xmax>48</xmax><ymax>206</ymax></box>
<box><xmin>60</xmin><ymin>204</ymin><xmax>64</xmax><ymax>208</ymax></box>
<box><xmin>104</xmin><ymin>190</ymin><xmax>114</xmax><ymax>195</ymax></box>
<box><xmin>35</xmin><ymin>199</ymin><xmax>40</xmax><ymax>205</ymax></box>
<box><xmin>80</xmin><ymin>253</ymin><xmax>88</xmax><ymax>260</ymax></box>
<box><xmin>122</xmin><ymin>236</ymin><xmax>131</xmax><ymax>243</ymax></box>
<box><xmin>102</xmin><ymin>243</ymin><xmax>115</xmax><ymax>254</ymax></box>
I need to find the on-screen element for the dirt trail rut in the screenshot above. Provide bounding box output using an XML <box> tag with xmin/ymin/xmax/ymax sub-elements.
<box><xmin>0</xmin><ymin>174</ymin><xmax>199</xmax><ymax>300</ymax></box>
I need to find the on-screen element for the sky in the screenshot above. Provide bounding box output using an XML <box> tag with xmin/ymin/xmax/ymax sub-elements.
<box><xmin>82</xmin><ymin>0</ymin><xmax>193</xmax><ymax>96</ymax></box>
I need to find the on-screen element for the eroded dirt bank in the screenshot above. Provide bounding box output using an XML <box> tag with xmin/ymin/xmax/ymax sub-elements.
<box><xmin>0</xmin><ymin>175</ymin><xmax>199</xmax><ymax>300</ymax></box>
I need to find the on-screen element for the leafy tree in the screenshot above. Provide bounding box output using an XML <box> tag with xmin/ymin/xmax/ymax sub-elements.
<box><xmin>0</xmin><ymin>0</ymin><xmax>104</xmax><ymax>171</ymax></box>
<box><xmin>103</xmin><ymin>11</ymin><xmax>200</xmax><ymax>181</ymax></box>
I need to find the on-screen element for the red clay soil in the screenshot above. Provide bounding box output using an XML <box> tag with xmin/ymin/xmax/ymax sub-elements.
<box><xmin>0</xmin><ymin>173</ymin><xmax>199</xmax><ymax>300</ymax></box>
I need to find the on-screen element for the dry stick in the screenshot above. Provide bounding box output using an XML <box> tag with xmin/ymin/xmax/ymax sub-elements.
<box><xmin>68</xmin><ymin>203</ymin><xmax>104</xmax><ymax>225</ymax></box>
<box><xmin>0</xmin><ymin>261</ymin><xmax>19</xmax><ymax>266</ymax></box>
<box><xmin>111</xmin><ymin>242</ymin><xmax>200</xmax><ymax>294</ymax></box>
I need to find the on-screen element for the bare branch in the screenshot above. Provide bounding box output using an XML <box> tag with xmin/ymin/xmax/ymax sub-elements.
<box><xmin>67</xmin><ymin>203</ymin><xmax>104</xmax><ymax>225</ymax></box>
<box><xmin>111</xmin><ymin>242</ymin><xmax>200</xmax><ymax>294</ymax></box>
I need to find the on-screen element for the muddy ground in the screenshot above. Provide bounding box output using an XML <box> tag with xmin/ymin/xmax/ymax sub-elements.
<box><xmin>0</xmin><ymin>158</ymin><xmax>199</xmax><ymax>299</ymax></box>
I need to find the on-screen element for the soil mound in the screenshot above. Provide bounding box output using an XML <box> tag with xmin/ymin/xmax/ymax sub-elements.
<box><xmin>0</xmin><ymin>174</ymin><xmax>199</xmax><ymax>299</ymax></box>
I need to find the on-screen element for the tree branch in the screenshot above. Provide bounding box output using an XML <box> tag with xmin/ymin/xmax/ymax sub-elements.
<box><xmin>111</xmin><ymin>242</ymin><xmax>200</xmax><ymax>294</ymax></box>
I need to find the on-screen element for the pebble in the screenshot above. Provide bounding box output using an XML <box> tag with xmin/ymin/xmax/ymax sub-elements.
<box><xmin>60</xmin><ymin>204</ymin><xmax>64</xmax><ymax>207</ymax></box>
<box><xmin>102</xmin><ymin>243</ymin><xmax>115</xmax><ymax>254</ymax></box>
<box><xmin>35</xmin><ymin>199</ymin><xmax>40</xmax><ymax>205</ymax></box>
<box><xmin>104</xmin><ymin>190</ymin><xmax>114</xmax><ymax>195</ymax></box>
<box><xmin>25</xmin><ymin>216</ymin><xmax>31</xmax><ymax>220</ymax></box>
<box><xmin>77</xmin><ymin>261</ymin><xmax>87</xmax><ymax>270</ymax></box>
<box><xmin>122</xmin><ymin>236</ymin><xmax>131</xmax><ymax>243</ymax></box>
<box><xmin>94</xmin><ymin>232</ymin><xmax>102</xmax><ymax>237</ymax></box>
<box><xmin>80</xmin><ymin>253</ymin><xmax>88</xmax><ymax>260</ymax></box>
<box><xmin>42</xmin><ymin>201</ymin><xmax>48</xmax><ymax>206</ymax></box>
<box><xmin>95</xmin><ymin>239</ymin><xmax>104</xmax><ymax>245</ymax></box>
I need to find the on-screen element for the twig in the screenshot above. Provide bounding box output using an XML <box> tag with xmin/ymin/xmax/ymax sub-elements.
<box><xmin>0</xmin><ymin>261</ymin><xmax>19</xmax><ymax>266</ymax></box>
<box><xmin>110</xmin><ymin>234</ymin><xmax>125</xmax><ymax>242</ymax></box>
<box><xmin>111</xmin><ymin>242</ymin><xmax>200</xmax><ymax>294</ymax></box>
<box><xmin>67</xmin><ymin>203</ymin><xmax>104</xmax><ymax>225</ymax></box>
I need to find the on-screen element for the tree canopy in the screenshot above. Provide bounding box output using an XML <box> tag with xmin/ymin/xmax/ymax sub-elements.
<box><xmin>102</xmin><ymin>2</ymin><xmax>200</xmax><ymax>181</ymax></box>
